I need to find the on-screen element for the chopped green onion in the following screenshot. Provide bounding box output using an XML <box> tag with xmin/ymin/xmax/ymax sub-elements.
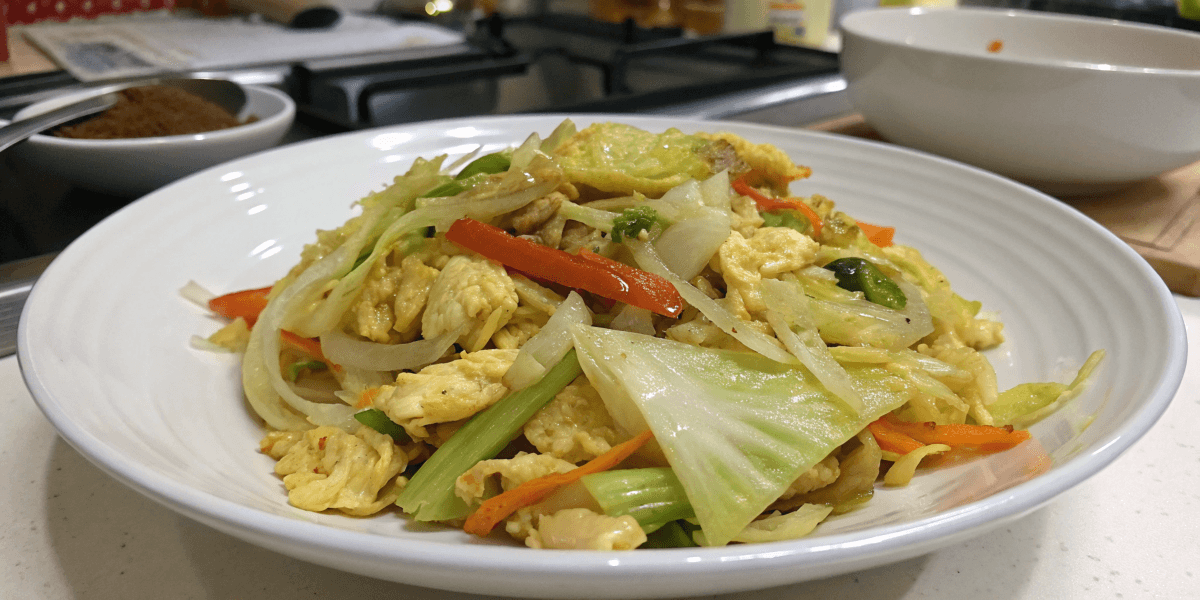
<box><xmin>610</xmin><ymin>206</ymin><xmax>661</xmax><ymax>242</ymax></box>
<box><xmin>286</xmin><ymin>360</ymin><xmax>327</xmax><ymax>382</ymax></box>
<box><xmin>823</xmin><ymin>257</ymin><xmax>907</xmax><ymax>309</ymax></box>
<box><xmin>354</xmin><ymin>408</ymin><xmax>411</xmax><ymax>443</ymax></box>
<box><xmin>396</xmin><ymin>349</ymin><xmax>583</xmax><ymax>522</ymax></box>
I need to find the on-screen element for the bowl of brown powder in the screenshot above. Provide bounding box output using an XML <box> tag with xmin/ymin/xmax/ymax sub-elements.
<box><xmin>5</xmin><ymin>80</ymin><xmax>294</xmax><ymax>197</ymax></box>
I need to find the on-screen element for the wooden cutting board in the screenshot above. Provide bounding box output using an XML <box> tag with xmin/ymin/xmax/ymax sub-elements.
<box><xmin>808</xmin><ymin>114</ymin><xmax>1200</xmax><ymax>297</ymax></box>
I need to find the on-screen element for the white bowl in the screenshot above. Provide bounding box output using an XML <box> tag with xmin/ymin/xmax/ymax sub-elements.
<box><xmin>18</xmin><ymin>114</ymin><xmax>1185</xmax><ymax>598</ymax></box>
<box><xmin>6</xmin><ymin>82</ymin><xmax>295</xmax><ymax>198</ymax></box>
<box><xmin>839</xmin><ymin>7</ymin><xmax>1200</xmax><ymax>195</ymax></box>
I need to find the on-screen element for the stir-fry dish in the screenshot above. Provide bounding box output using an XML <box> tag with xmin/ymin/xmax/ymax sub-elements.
<box><xmin>187</xmin><ymin>121</ymin><xmax>1103</xmax><ymax>550</ymax></box>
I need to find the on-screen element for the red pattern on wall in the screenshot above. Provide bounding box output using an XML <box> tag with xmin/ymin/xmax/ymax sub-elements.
<box><xmin>2</xmin><ymin>0</ymin><xmax>175</xmax><ymax>25</ymax></box>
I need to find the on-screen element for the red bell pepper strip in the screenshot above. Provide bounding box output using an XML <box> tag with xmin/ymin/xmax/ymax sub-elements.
<box><xmin>208</xmin><ymin>286</ymin><xmax>271</xmax><ymax>327</ymax></box>
<box><xmin>446</xmin><ymin>218</ymin><xmax>684</xmax><ymax>318</ymax></box>
<box><xmin>731</xmin><ymin>177</ymin><xmax>823</xmax><ymax>239</ymax></box>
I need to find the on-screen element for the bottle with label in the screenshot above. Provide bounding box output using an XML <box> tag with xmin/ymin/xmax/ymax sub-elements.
<box><xmin>723</xmin><ymin>0</ymin><xmax>770</xmax><ymax>33</ymax></box>
<box><xmin>768</xmin><ymin>0</ymin><xmax>831</xmax><ymax>48</ymax></box>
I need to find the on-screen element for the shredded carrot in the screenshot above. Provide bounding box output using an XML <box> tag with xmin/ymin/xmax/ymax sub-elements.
<box><xmin>731</xmin><ymin>177</ymin><xmax>823</xmax><ymax>239</ymax></box>
<box><xmin>867</xmin><ymin>418</ymin><xmax>926</xmax><ymax>454</ymax></box>
<box><xmin>356</xmin><ymin>388</ymin><xmax>380</xmax><ymax>410</ymax></box>
<box><xmin>208</xmin><ymin>286</ymin><xmax>272</xmax><ymax>326</ymax></box>
<box><xmin>463</xmin><ymin>429</ymin><xmax>655</xmax><ymax>537</ymax></box>
<box><xmin>881</xmin><ymin>413</ymin><xmax>1030</xmax><ymax>452</ymax></box>
<box><xmin>280</xmin><ymin>330</ymin><xmax>327</xmax><ymax>363</ymax></box>
<box><xmin>855</xmin><ymin>220</ymin><xmax>895</xmax><ymax>248</ymax></box>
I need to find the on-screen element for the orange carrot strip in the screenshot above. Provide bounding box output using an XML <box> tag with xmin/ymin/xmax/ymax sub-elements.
<box><xmin>280</xmin><ymin>330</ymin><xmax>327</xmax><ymax>363</ymax></box>
<box><xmin>867</xmin><ymin>418</ymin><xmax>926</xmax><ymax>455</ymax></box>
<box><xmin>731</xmin><ymin>178</ymin><xmax>823</xmax><ymax>239</ymax></box>
<box><xmin>356</xmin><ymin>388</ymin><xmax>380</xmax><ymax>410</ymax></box>
<box><xmin>881</xmin><ymin>413</ymin><xmax>1030</xmax><ymax>452</ymax></box>
<box><xmin>463</xmin><ymin>429</ymin><xmax>655</xmax><ymax>537</ymax></box>
<box><xmin>208</xmin><ymin>286</ymin><xmax>272</xmax><ymax>327</ymax></box>
<box><xmin>855</xmin><ymin>220</ymin><xmax>895</xmax><ymax>247</ymax></box>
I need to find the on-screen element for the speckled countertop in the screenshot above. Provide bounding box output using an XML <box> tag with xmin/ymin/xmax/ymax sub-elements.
<box><xmin>3</xmin><ymin>296</ymin><xmax>1197</xmax><ymax>600</ymax></box>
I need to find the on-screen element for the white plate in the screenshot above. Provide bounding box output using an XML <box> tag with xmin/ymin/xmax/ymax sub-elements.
<box><xmin>18</xmin><ymin>115</ymin><xmax>1186</xmax><ymax>599</ymax></box>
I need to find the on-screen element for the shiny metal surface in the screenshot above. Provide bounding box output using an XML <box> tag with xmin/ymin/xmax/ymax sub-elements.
<box><xmin>0</xmin><ymin>253</ymin><xmax>55</xmax><ymax>358</ymax></box>
<box><xmin>0</xmin><ymin>93</ymin><xmax>115</xmax><ymax>153</ymax></box>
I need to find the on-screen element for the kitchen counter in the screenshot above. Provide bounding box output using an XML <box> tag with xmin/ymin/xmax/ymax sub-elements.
<box><xmin>2</xmin><ymin>296</ymin><xmax>1197</xmax><ymax>598</ymax></box>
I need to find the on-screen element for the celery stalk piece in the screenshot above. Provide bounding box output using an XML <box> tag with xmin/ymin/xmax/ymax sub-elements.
<box><xmin>396</xmin><ymin>350</ymin><xmax>583</xmax><ymax>522</ymax></box>
<box><xmin>580</xmin><ymin>468</ymin><xmax>695</xmax><ymax>528</ymax></box>
<box><xmin>641</xmin><ymin>520</ymin><xmax>699</xmax><ymax>548</ymax></box>
<box><xmin>571</xmin><ymin>325</ymin><xmax>912</xmax><ymax>547</ymax></box>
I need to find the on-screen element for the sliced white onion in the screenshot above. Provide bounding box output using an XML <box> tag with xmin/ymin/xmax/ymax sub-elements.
<box><xmin>189</xmin><ymin>334</ymin><xmax>233</xmax><ymax>353</ymax></box>
<box><xmin>894</xmin><ymin>278</ymin><xmax>934</xmax><ymax>339</ymax></box>
<box><xmin>244</xmin><ymin>242</ymin><xmax>362</xmax><ymax>431</ymax></box>
<box><xmin>319</xmin><ymin>326</ymin><xmax>461</xmax><ymax>373</ymax></box>
<box><xmin>609</xmin><ymin>305</ymin><xmax>656</xmax><ymax>336</ymax></box>
<box><xmin>179</xmin><ymin>280</ymin><xmax>217</xmax><ymax>309</ymax></box>
<box><xmin>762</xmin><ymin>280</ymin><xmax>863</xmax><ymax>415</ymax></box>
<box><xmin>539</xmin><ymin>119</ymin><xmax>577</xmax><ymax>153</ymax></box>
<box><xmin>427</xmin><ymin>179</ymin><xmax>561</xmax><ymax>232</ymax></box>
<box><xmin>626</xmin><ymin>239</ymin><xmax>797</xmax><ymax>365</ymax></box>
<box><xmin>653</xmin><ymin>209</ymin><xmax>730</xmax><ymax>281</ymax></box>
<box><xmin>508</xmin><ymin>131</ymin><xmax>544</xmax><ymax>172</ymax></box>
<box><xmin>504</xmin><ymin>291</ymin><xmax>592</xmax><ymax>391</ymax></box>
<box><xmin>698</xmin><ymin>170</ymin><xmax>732</xmax><ymax>211</ymax></box>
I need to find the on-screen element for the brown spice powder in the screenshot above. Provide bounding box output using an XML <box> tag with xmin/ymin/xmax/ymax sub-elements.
<box><xmin>54</xmin><ymin>85</ymin><xmax>246</xmax><ymax>139</ymax></box>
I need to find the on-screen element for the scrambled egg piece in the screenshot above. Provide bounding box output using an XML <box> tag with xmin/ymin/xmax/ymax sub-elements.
<box><xmin>524</xmin><ymin>376</ymin><xmax>620</xmax><ymax>463</ymax></box>
<box><xmin>422</xmin><ymin>255</ymin><xmax>519</xmax><ymax>352</ymax></box>
<box><xmin>392</xmin><ymin>255</ymin><xmax>441</xmax><ymax>342</ymax></box>
<box><xmin>493</xmin><ymin>306</ymin><xmax>548</xmax><ymax>350</ymax></box>
<box><xmin>776</xmin><ymin>455</ymin><xmax>841</xmax><ymax>500</ymax></box>
<box><xmin>713</xmin><ymin>227</ymin><xmax>819</xmax><ymax>314</ymax></box>
<box><xmin>729</xmin><ymin>193</ymin><xmax>765</xmax><ymax>239</ymax></box>
<box><xmin>507</xmin><ymin>191</ymin><xmax>565</xmax><ymax>235</ymax></box>
<box><xmin>455</xmin><ymin>451</ymin><xmax>577</xmax><ymax>509</ymax></box>
<box><xmin>525</xmin><ymin>509</ymin><xmax>646</xmax><ymax>550</ymax></box>
<box><xmin>261</xmin><ymin>426</ymin><xmax>408</xmax><ymax>516</ymax></box>
<box><xmin>354</xmin><ymin>260</ymin><xmax>405</xmax><ymax>343</ymax></box>
<box><xmin>697</xmin><ymin>130</ymin><xmax>811</xmax><ymax>194</ymax></box>
<box><xmin>373</xmin><ymin>349</ymin><xmax>519</xmax><ymax>441</ymax></box>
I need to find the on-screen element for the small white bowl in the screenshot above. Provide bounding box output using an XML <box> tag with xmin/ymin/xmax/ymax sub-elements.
<box><xmin>5</xmin><ymin>82</ymin><xmax>295</xmax><ymax>198</ymax></box>
<box><xmin>839</xmin><ymin>7</ymin><xmax>1200</xmax><ymax>195</ymax></box>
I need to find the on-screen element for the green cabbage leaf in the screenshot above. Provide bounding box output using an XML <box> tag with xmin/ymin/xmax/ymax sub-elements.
<box><xmin>570</xmin><ymin>325</ymin><xmax>912</xmax><ymax>547</ymax></box>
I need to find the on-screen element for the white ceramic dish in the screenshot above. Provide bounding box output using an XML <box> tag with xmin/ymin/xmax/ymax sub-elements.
<box><xmin>4</xmin><ymin>82</ymin><xmax>294</xmax><ymax>198</ymax></box>
<box><xmin>839</xmin><ymin>7</ymin><xmax>1200</xmax><ymax>196</ymax></box>
<box><xmin>18</xmin><ymin>115</ymin><xmax>1185</xmax><ymax>598</ymax></box>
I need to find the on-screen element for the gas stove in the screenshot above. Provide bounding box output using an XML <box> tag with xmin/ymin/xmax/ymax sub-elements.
<box><xmin>0</xmin><ymin>11</ymin><xmax>853</xmax><ymax>354</ymax></box>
